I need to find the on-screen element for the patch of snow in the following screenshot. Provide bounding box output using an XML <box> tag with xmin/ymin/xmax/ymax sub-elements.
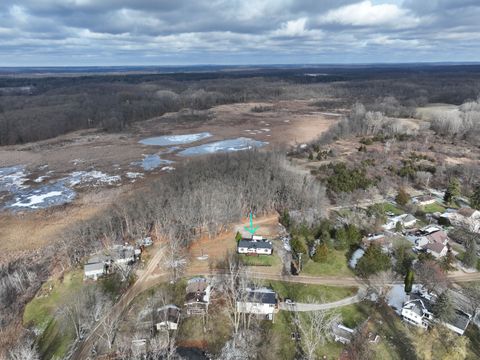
<box><xmin>64</xmin><ymin>171</ymin><xmax>121</xmax><ymax>187</ymax></box>
<box><xmin>319</xmin><ymin>112</ymin><xmax>342</xmax><ymax>117</ymax></box>
<box><xmin>0</xmin><ymin>165</ymin><xmax>29</xmax><ymax>193</ymax></box>
<box><xmin>5</xmin><ymin>182</ymin><xmax>76</xmax><ymax>210</ymax></box>
<box><xmin>261</xmin><ymin>128</ymin><xmax>271</xmax><ymax>132</ymax></box>
<box><xmin>139</xmin><ymin>132</ymin><xmax>212</xmax><ymax>146</ymax></box>
<box><xmin>161</xmin><ymin>166</ymin><xmax>175</xmax><ymax>171</ymax></box>
<box><xmin>34</xmin><ymin>176</ymin><xmax>49</xmax><ymax>183</ymax></box>
<box><xmin>126</xmin><ymin>172</ymin><xmax>143</xmax><ymax>179</ymax></box>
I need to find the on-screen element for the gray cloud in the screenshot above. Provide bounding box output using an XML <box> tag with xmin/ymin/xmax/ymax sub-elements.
<box><xmin>0</xmin><ymin>0</ymin><xmax>479</xmax><ymax>65</ymax></box>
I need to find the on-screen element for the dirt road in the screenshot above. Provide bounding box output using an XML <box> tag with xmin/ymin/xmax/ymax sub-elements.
<box><xmin>71</xmin><ymin>242</ymin><xmax>167</xmax><ymax>360</ymax></box>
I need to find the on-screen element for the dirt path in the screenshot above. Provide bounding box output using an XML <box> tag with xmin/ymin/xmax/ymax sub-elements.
<box><xmin>71</xmin><ymin>242</ymin><xmax>166</xmax><ymax>360</ymax></box>
<box><xmin>279</xmin><ymin>291</ymin><xmax>364</xmax><ymax>312</ymax></box>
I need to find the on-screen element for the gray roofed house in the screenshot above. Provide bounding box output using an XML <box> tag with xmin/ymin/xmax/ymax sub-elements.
<box><xmin>84</xmin><ymin>261</ymin><xmax>105</xmax><ymax>281</ymax></box>
<box><xmin>237</xmin><ymin>237</ymin><xmax>273</xmax><ymax>255</ymax></box>
<box><xmin>445</xmin><ymin>310</ymin><xmax>472</xmax><ymax>335</ymax></box>
<box><xmin>237</xmin><ymin>288</ymin><xmax>278</xmax><ymax>320</ymax></box>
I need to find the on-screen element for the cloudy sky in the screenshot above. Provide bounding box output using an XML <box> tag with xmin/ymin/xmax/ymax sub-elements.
<box><xmin>0</xmin><ymin>0</ymin><xmax>479</xmax><ymax>66</ymax></box>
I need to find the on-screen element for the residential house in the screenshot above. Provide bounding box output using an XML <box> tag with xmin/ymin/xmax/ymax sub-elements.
<box><xmin>236</xmin><ymin>288</ymin><xmax>278</xmax><ymax>320</ymax></box>
<box><xmin>155</xmin><ymin>305</ymin><xmax>181</xmax><ymax>331</ymax></box>
<box><xmin>425</xmin><ymin>241</ymin><xmax>448</xmax><ymax>258</ymax></box>
<box><xmin>185</xmin><ymin>277</ymin><xmax>211</xmax><ymax>315</ymax></box>
<box><xmin>332</xmin><ymin>323</ymin><xmax>355</xmax><ymax>344</ymax></box>
<box><xmin>445</xmin><ymin>310</ymin><xmax>472</xmax><ymax>336</ymax></box>
<box><xmin>84</xmin><ymin>256</ymin><xmax>107</xmax><ymax>280</ymax></box>
<box><xmin>401</xmin><ymin>296</ymin><xmax>434</xmax><ymax>329</ymax></box>
<box><xmin>109</xmin><ymin>244</ymin><xmax>136</xmax><ymax>265</ymax></box>
<box><xmin>409</xmin><ymin>227</ymin><xmax>449</xmax><ymax>258</ymax></box>
<box><xmin>382</xmin><ymin>214</ymin><xmax>417</xmax><ymax>231</ymax></box>
<box><xmin>361</xmin><ymin>233</ymin><xmax>386</xmax><ymax>249</ymax></box>
<box><xmin>237</xmin><ymin>236</ymin><xmax>273</xmax><ymax>255</ymax></box>
<box><xmin>441</xmin><ymin>208</ymin><xmax>480</xmax><ymax>233</ymax></box>
<box><xmin>400</xmin><ymin>287</ymin><xmax>472</xmax><ymax>335</ymax></box>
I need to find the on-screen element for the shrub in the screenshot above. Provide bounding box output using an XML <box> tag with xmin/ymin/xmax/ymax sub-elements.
<box><xmin>395</xmin><ymin>188</ymin><xmax>410</xmax><ymax>206</ymax></box>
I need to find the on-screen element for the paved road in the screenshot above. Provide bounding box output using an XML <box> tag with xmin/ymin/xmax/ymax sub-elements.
<box><xmin>279</xmin><ymin>292</ymin><xmax>364</xmax><ymax>312</ymax></box>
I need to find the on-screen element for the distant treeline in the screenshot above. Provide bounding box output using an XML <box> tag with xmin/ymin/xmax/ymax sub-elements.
<box><xmin>1</xmin><ymin>65</ymin><xmax>480</xmax><ymax>145</ymax></box>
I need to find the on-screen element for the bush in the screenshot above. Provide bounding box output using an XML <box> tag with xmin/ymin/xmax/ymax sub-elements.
<box><xmin>404</xmin><ymin>269</ymin><xmax>414</xmax><ymax>293</ymax></box>
<box><xmin>312</xmin><ymin>243</ymin><xmax>329</xmax><ymax>263</ymax></box>
<box><xmin>326</xmin><ymin>163</ymin><xmax>374</xmax><ymax>194</ymax></box>
<box><xmin>395</xmin><ymin>188</ymin><xmax>410</xmax><ymax>206</ymax></box>
<box><xmin>291</xmin><ymin>237</ymin><xmax>308</xmax><ymax>254</ymax></box>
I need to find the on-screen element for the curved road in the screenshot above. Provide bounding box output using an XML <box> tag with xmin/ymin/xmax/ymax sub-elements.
<box><xmin>279</xmin><ymin>291</ymin><xmax>364</xmax><ymax>312</ymax></box>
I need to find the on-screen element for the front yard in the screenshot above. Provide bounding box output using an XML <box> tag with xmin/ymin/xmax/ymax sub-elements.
<box><xmin>302</xmin><ymin>249</ymin><xmax>353</xmax><ymax>277</ymax></box>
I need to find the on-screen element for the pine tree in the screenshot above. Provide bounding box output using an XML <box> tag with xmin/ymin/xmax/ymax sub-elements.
<box><xmin>471</xmin><ymin>184</ymin><xmax>480</xmax><ymax>210</ymax></box>
<box><xmin>433</xmin><ymin>291</ymin><xmax>454</xmax><ymax>322</ymax></box>
<box><xmin>235</xmin><ymin>231</ymin><xmax>242</xmax><ymax>243</ymax></box>
<box><xmin>404</xmin><ymin>269</ymin><xmax>414</xmax><ymax>293</ymax></box>
<box><xmin>444</xmin><ymin>178</ymin><xmax>460</xmax><ymax>204</ymax></box>
<box><xmin>312</xmin><ymin>243</ymin><xmax>329</xmax><ymax>263</ymax></box>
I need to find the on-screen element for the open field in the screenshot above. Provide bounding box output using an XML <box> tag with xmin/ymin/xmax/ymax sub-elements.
<box><xmin>0</xmin><ymin>100</ymin><xmax>338</xmax><ymax>263</ymax></box>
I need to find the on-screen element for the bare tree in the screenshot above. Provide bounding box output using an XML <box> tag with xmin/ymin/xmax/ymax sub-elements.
<box><xmin>7</xmin><ymin>337</ymin><xmax>40</xmax><ymax>360</ymax></box>
<box><xmin>98</xmin><ymin>315</ymin><xmax>120</xmax><ymax>351</ymax></box>
<box><xmin>367</xmin><ymin>270</ymin><xmax>397</xmax><ymax>300</ymax></box>
<box><xmin>295</xmin><ymin>301</ymin><xmax>340</xmax><ymax>360</ymax></box>
<box><xmin>414</xmin><ymin>260</ymin><xmax>449</xmax><ymax>294</ymax></box>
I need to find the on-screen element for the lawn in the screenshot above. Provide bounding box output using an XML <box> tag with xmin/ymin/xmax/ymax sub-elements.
<box><xmin>383</xmin><ymin>202</ymin><xmax>404</xmax><ymax>215</ymax></box>
<box><xmin>240</xmin><ymin>253</ymin><xmax>281</xmax><ymax>267</ymax></box>
<box><xmin>339</xmin><ymin>302</ymin><xmax>372</xmax><ymax>328</ymax></box>
<box><xmin>421</xmin><ymin>202</ymin><xmax>446</xmax><ymax>213</ymax></box>
<box><xmin>263</xmin><ymin>280</ymin><xmax>357</xmax><ymax>303</ymax></box>
<box><xmin>23</xmin><ymin>270</ymin><xmax>85</xmax><ymax>359</ymax></box>
<box><xmin>302</xmin><ymin>249</ymin><xmax>353</xmax><ymax>277</ymax></box>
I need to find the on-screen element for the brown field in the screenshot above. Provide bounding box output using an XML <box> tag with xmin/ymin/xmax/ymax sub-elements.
<box><xmin>0</xmin><ymin>100</ymin><xmax>338</xmax><ymax>263</ymax></box>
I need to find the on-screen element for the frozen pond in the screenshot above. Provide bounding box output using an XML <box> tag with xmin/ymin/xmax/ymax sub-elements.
<box><xmin>139</xmin><ymin>132</ymin><xmax>212</xmax><ymax>146</ymax></box>
<box><xmin>4</xmin><ymin>182</ymin><xmax>76</xmax><ymax>210</ymax></box>
<box><xmin>133</xmin><ymin>154</ymin><xmax>174</xmax><ymax>171</ymax></box>
<box><xmin>178</xmin><ymin>137</ymin><xmax>267</xmax><ymax>156</ymax></box>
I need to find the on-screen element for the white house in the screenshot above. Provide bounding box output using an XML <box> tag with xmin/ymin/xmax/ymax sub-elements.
<box><xmin>83</xmin><ymin>255</ymin><xmax>109</xmax><ymax>280</ymax></box>
<box><xmin>332</xmin><ymin>323</ymin><xmax>355</xmax><ymax>344</ymax></box>
<box><xmin>401</xmin><ymin>298</ymin><xmax>434</xmax><ymax>329</ymax></box>
<box><xmin>236</xmin><ymin>288</ymin><xmax>277</xmax><ymax>320</ymax></box>
<box><xmin>155</xmin><ymin>305</ymin><xmax>181</xmax><ymax>331</ymax></box>
<box><xmin>383</xmin><ymin>214</ymin><xmax>417</xmax><ymax>231</ymax></box>
<box><xmin>84</xmin><ymin>261</ymin><xmax>105</xmax><ymax>281</ymax></box>
<box><xmin>413</xmin><ymin>195</ymin><xmax>436</xmax><ymax>206</ymax></box>
<box><xmin>237</xmin><ymin>237</ymin><xmax>273</xmax><ymax>255</ymax></box>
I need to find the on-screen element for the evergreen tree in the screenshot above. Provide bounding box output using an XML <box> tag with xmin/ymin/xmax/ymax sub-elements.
<box><xmin>404</xmin><ymin>269</ymin><xmax>414</xmax><ymax>293</ymax></box>
<box><xmin>471</xmin><ymin>184</ymin><xmax>480</xmax><ymax>210</ymax></box>
<box><xmin>356</xmin><ymin>244</ymin><xmax>391</xmax><ymax>277</ymax></box>
<box><xmin>235</xmin><ymin>231</ymin><xmax>242</xmax><ymax>243</ymax></box>
<box><xmin>444</xmin><ymin>178</ymin><xmax>460</xmax><ymax>204</ymax></box>
<box><xmin>433</xmin><ymin>291</ymin><xmax>454</xmax><ymax>322</ymax></box>
<box><xmin>463</xmin><ymin>237</ymin><xmax>478</xmax><ymax>268</ymax></box>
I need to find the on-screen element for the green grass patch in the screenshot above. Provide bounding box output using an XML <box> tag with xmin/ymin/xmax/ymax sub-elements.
<box><xmin>240</xmin><ymin>254</ymin><xmax>280</xmax><ymax>267</ymax></box>
<box><xmin>302</xmin><ymin>249</ymin><xmax>353</xmax><ymax>277</ymax></box>
<box><xmin>339</xmin><ymin>302</ymin><xmax>372</xmax><ymax>328</ymax></box>
<box><xmin>23</xmin><ymin>270</ymin><xmax>85</xmax><ymax>359</ymax></box>
<box><xmin>383</xmin><ymin>202</ymin><xmax>405</xmax><ymax>215</ymax></box>
<box><xmin>421</xmin><ymin>202</ymin><xmax>446</xmax><ymax>213</ymax></box>
<box><xmin>263</xmin><ymin>280</ymin><xmax>357</xmax><ymax>303</ymax></box>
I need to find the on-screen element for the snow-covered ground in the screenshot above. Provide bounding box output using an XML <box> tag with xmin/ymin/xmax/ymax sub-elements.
<box><xmin>64</xmin><ymin>171</ymin><xmax>121</xmax><ymax>187</ymax></box>
<box><xmin>139</xmin><ymin>132</ymin><xmax>212</xmax><ymax>146</ymax></box>
<box><xmin>5</xmin><ymin>182</ymin><xmax>76</xmax><ymax>210</ymax></box>
<box><xmin>0</xmin><ymin>165</ymin><xmax>29</xmax><ymax>193</ymax></box>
